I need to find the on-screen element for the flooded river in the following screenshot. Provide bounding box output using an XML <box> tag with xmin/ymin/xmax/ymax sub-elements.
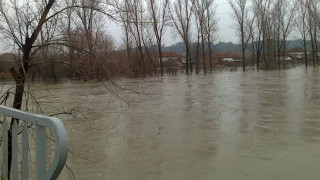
<box><xmin>36</xmin><ymin>66</ymin><xmax>320</xmax><ymax>179</ymax></box>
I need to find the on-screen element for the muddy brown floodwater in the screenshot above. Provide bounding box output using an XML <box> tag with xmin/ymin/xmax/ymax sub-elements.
<box><xmin>36</xmin><ymin>66</ymin><xmax>320</xmax><ymax>180</ymax></box>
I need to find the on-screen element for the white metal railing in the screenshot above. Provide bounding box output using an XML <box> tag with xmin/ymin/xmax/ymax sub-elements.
<box><xmin>0</xmin><ymin>105</ymin><xmax>68</xmax><ymax>180</ymax></box>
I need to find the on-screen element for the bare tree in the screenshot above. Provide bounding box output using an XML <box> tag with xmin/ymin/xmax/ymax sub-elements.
<box><xmin>36</xmin><ymin>7</ymin><xmax>60</xmax><ymax>82</ymax></box>
<box><xmin>73</xmin><ymin>0</ymin><xmax>107</xmax><ymax>80</ymax></box>
<box><xmin>306</xmin><ymin>0</ymin><xmax>317</xmax><ymax>66</ymax></box>
<box><xmin>169</xmin><ymin>0</ymin><xmax>193</xmax><ymax>73</ymax></box>
<box><xmin>297</xmin><ymin>0</ymin><xmax>309</xmax><ymax>68</ymax></box>
<box><xmin>252</xmin><ymin>0</ymin><xmax>266</xmax><ymax>69</ymax></box>
<box><xmin>192</xmin><ymin>0</ymin><xmax>218</xmax><ymax>73</ymax></box>
<box><xmin>252</xmin><ymin>0</ymin><xmax>274</xmax><ymax>69</ymax></box>
<box><xmin>126</xmin><ymin>0</ymin><xmax>147</xmax><ymax>76</ymax></box>
<box><xmin>273</xmin><ymin>0</ymin><xmax>284</xmax><ymax>68</ymax></box>
<box><xmin>148</xmin><ymin>0</ymin><xmax>170</xmax><ymax>76</ymax></box>
<box><xmin>58</xmin><ymin>0</ymin><xmax>83</xmax><ymax>79</ymax></box>
<box><xmin>192</xmin><ymin>0</ymin><xmax>209</xmax><ymax>73</ymax></box>
<box><xmin>141</xmin><ymin>21</ymin><xmax>157</xmax><ymax>76</ymax></box>
<box><xmin>308</xmin><ymin>0</ymin><xmax>320</xmax><ymax>65</ymax></box>
<box><xmin>193</xmin><ymin>11</ymin><xmax>202</xmax><ymax>74</ymax></box>
<box><xmin>228</xmin><ymin>0</ymin><xmax>254</xmax><ymax>71</ymax></box>
<box><xmin>117</xmin><ymin>0</ymin><xmax>134</xmax><ymax>58</ymax></box>
<box><xmin>274</xmin><ymin>0</ymin><xmax>297</xmax><ymax>68</ymax></box>
<box><xmin>203</xmin><ymin>0</ymin><xmax>218</xmax><ymax>72</ymax></box>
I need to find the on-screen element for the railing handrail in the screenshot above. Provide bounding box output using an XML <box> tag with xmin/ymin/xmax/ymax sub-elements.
<box><xmin>0</xmin><ymin>105</ymin><xmax>68</xmax><ymax>180</ymax></box>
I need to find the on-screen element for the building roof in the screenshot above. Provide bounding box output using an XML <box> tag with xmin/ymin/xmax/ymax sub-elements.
<box><xmin>287</xmin><ymin>48</ymin><xmax>305</xmax><ymax>52</ymax></box>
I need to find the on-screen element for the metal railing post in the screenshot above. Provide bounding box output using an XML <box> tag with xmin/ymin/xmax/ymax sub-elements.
<box><xmin>0</xmin><ymin>105</ymin><xmax>68</xmax><ymax>180</ymax></box>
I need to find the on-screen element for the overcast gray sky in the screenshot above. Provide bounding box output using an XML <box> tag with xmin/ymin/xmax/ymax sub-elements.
<box><xmin>0</xmin><ymin>0</ymin><xmax>235</xmax><ymax>53</ymax></box>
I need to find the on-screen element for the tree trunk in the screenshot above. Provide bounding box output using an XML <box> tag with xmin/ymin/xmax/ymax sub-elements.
<box><xmin>314</xmin><ymin>26</ymin><xmax>319</xmax><ymax>64</ymax></box>
<box><xmin>189</xmin><ymin>51</ymin><xmax>193</xmax><ymax>73</ymax></box>
<box><xmin>256</xmin><ymin>35</ymin><xmax>262</xmax><ymax>70</ymax></box>
<box><xmin>185</xmin><ymin>42</ymin><xmax>189</xmax><ymax>74</ymax></box>
<box><xmin>242</xmin><ymin>49</ymin><xmax>245</xmax><ymax>71</ymax></box>
<box><xmin>208</xmin><ymin>41</ymin><xmax>213</xmax><ymax>72</ymax></box>
<box><xmin>257</xmin><ymin>53</ymin><xmax>260</xmax><ymax>70</ymax></box>
<box><xmin>277</xmin><ymin>31</ymin><xmax>281</xmax><ymax>69</ymax></box>
<box><xmin>158</xmin><ymin>46</ymin><xmax>164</xmax><ymax>76</ymax></box>
<box><xmin>282</xmin><ymin>38</ymin><xmax>286</xmax><ymax>69</ymax></box>
<box><xmin>201</xmin><ymin>25</ymin><xmax>206</xmax><ymax>74</ymax></box>
<box><xmin>196</xmin><ymin>33</ymin><xmax>200</xmax><ymax>74</ymax></box>
<box><xmin>310</xmin><ymin>28</ymin><xmax>316</xmax><ymax>67</ymax></box>
<box><xmin>303</xmin><ymin>33</ymin><xmax>308</xmax><ymax>68</ymax></box>
<box><xmin>262</xmin><ymin>37</ymin><xmax>268</xmax><ymax>69</ymax></box>
<box><xmin>241</xmin><ymin>25</ymin><xmax>245</xmax><ymax>72</ymax></box>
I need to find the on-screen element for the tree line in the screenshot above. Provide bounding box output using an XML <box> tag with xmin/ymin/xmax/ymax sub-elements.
<box><xmin>1</xmin><ymin>0</ymin><xmax>319</xmax><ymax>83</ymax></box>
<box><xmin>113</xmin><ymin>0</ymin><xmax>320</xmax><ymax>74</ymax></box>
<box><xmin>229</xmin><ymin>0</ymin><xmax>320</xmax><ymax>71</ymax></box>
<box><xmin>111</xmin><ymin>0</ymin><xmax>218</xmax><ymax>75</ymax></box>
<box><xmin>0</xmin><ymin>0</ymin><xmax>219</xmax><ymax>82</ymax></box>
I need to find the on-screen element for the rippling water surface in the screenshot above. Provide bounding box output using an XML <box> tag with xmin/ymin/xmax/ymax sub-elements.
<box><xmin>36</xmin><ymin>66</ymin><xmax>320</xmax><ymax>180</ymax></box>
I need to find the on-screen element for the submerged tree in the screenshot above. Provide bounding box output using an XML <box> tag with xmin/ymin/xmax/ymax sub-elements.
<box><xmin>148</xmin><ymin>0</ymin><xmax>170</xmax><ymax>76</ymax></box>
<box><xmin>193</xmin><ymin>0</ymin><xmax>207</xmax><ymax>73</ymax></box>
<box><xmin>297</xmin><ymin>0</ymin><xmax>309</xmax><ymax>68</ymax></box>
<box><xmin>228</xmin><ymin>0</ymin><xmax>254</xmax><ymax>72</ymax></box>
<box><xmin>169</xmin><ymin>0</ymin><xmax>193</xmax><ymax>73</ymax></box>
<box><xmin>192</xmin><ymin>0</ymin><xmax>218</xmax><ymax>73</ymax></box>
<box><xmin>203</xmin><ymin>0</ymin><xmax>218</xmax><ymax>72</ymax></box>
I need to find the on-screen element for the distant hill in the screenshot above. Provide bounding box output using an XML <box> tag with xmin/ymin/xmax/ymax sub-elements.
<box><xmin>214</xmin><ymin>42</ymin><xmax>241</xmax><ymax>54</ymax></box>
<box><xmin>161</xmin><ymin>39</ymin><xmax>312</xmax><ymax>55</ymax></box>
<box><xmin>286</xmin><ymin>39</ymin><xmax>312</xmax><ymax>49</ymax></box>
<box><xmin>162</xmin><ymin>42</ymin><xmax>186</xmax><ymax>54</ymax></box>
